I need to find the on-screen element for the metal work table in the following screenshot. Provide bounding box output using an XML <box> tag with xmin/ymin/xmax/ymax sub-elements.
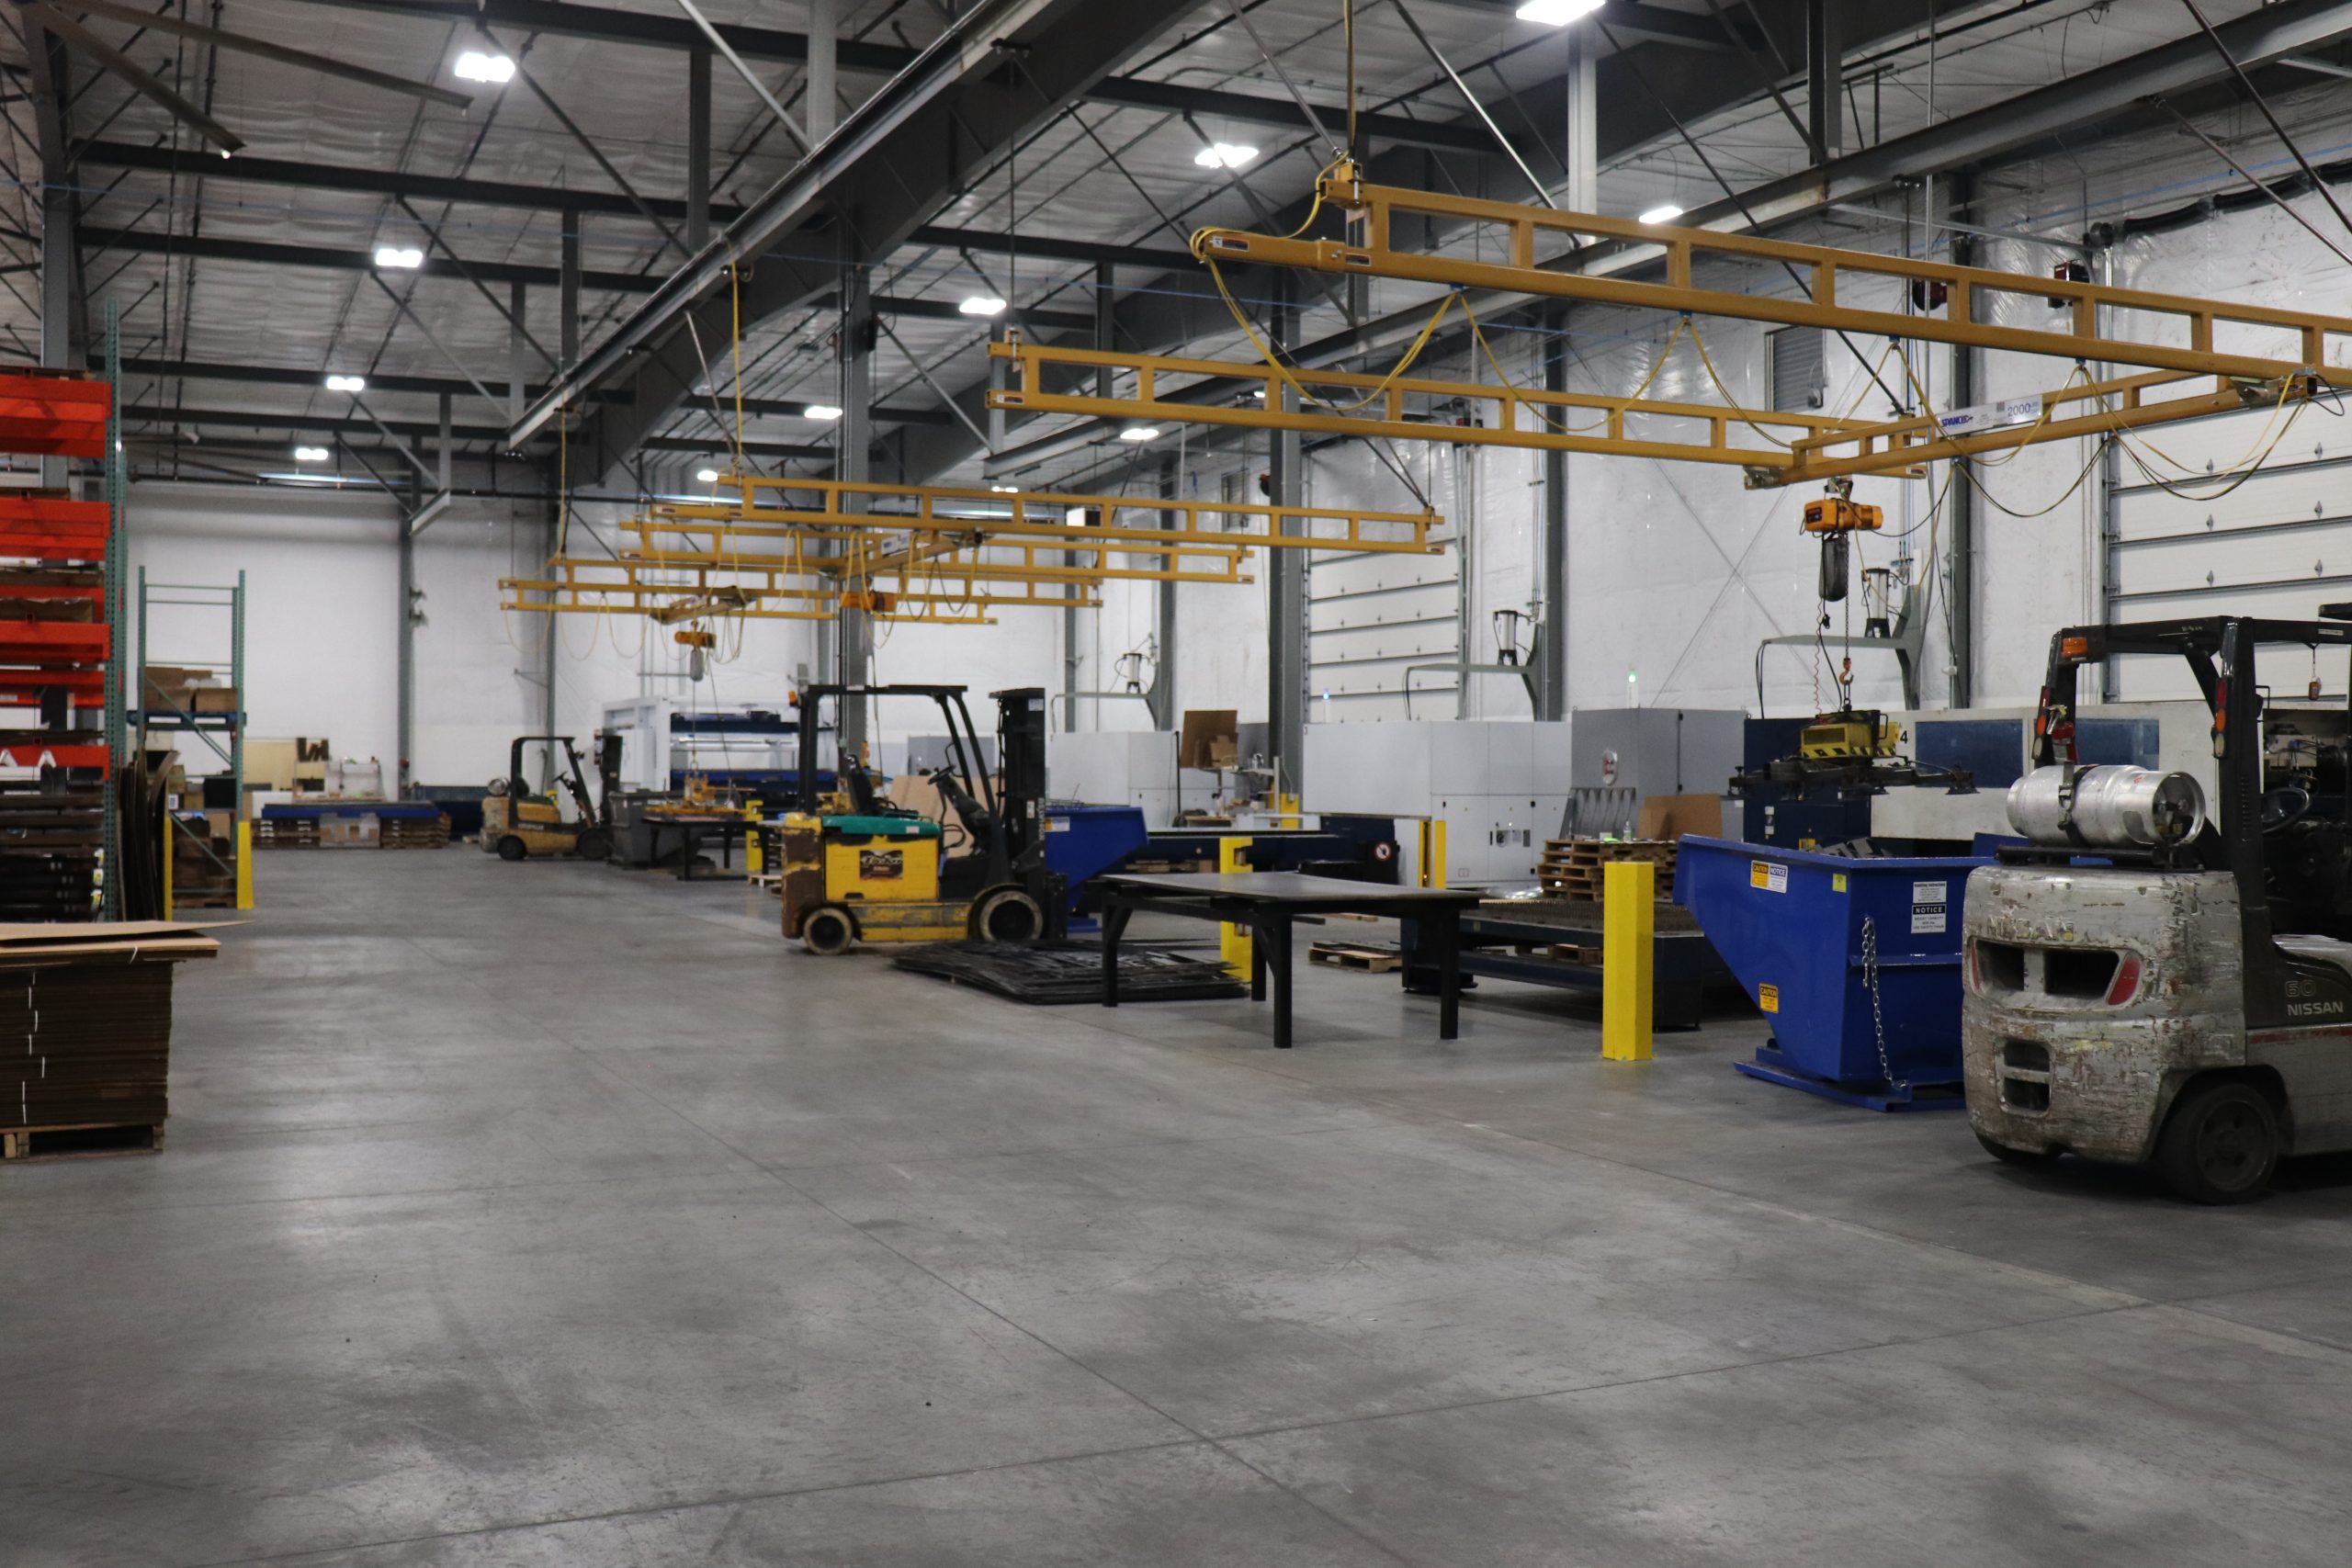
<box><xmin>651</xmin><ymin>812</ymin><xmax>750</xmax><ymax>881</ymax></box>
<box><xmin>1097</xmin><ymin>872</ymin><xmax>1482</xmax><ymax>1049</ymax></box>
<box><xmin>1402</xmin><ymin>900</ymin><xmax>1729</xmax><ymax>1030</ymax></box>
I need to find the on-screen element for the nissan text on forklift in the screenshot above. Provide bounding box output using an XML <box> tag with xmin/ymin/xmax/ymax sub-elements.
<box><xmin>778</xmin><ymin>684</ymin><xmax>1065</xmax><ymax>955</ymax></box>
<box><xmin>1965</xmin><ymin>615</ymin><xmax>2352</xmax><ymax>1201</ymax></box>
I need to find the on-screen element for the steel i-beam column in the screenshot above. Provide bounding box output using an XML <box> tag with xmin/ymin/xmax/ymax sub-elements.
<box><xmin>1540</xmin><ymin>302</ymin><xmax>1569</xmax><ymax>719</ymax></box>
<box><xmin>1807</xmin><ymin>0</ymin><xmax>1844</xmax><ymax>159</ymax></box>
<box><xmin>1151</xmin><ymin>452</ymin><xmax>1179</xmax><ymax>731</ymax></box>
<box><xmin>836</xmin><ymin>257</ymin><xmax>874</xmax><ymax>756</ymax></box>
<box><xmin>507</xmin><ymin>280</ymin><xmax>527</xmax><ymax>423</ymax></box>
<box><xmin>808</xmin><ymin>0</ymin><xmax>839</xmax><ymax>141</ymax></box>
<box><xmin>560</xmin><ymin>211</ymin><xmax>581</xmax><ymax>369</ymax></box>
<box><xmin>1948</xmin><ymin>175</ymin><xmax>1975</xmax><ymax>707</ymax></box>
<box><xmin>1266</xmin><ymin>271</ymin><xmax>1306</xmax><ymax>801</ymax></box>
<box><xmin>687</xmin><ymin>49</ymin><xmax>712</xmax><ymax>250</ymax></box>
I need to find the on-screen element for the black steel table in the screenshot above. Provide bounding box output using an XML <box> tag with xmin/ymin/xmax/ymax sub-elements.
<box><xmin>660</xmin><ymin>813</ymin><xmax>748</xmax><ymax>881</ymax></box>
<box><xmin>1097</xmin><ymin>872</ymin><xmax>1483</xmax><ymax>1048</ymax></box>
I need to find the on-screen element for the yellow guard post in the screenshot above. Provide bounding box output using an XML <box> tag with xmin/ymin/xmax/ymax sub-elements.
<box><xmin>235</xmin><ymin>821</ymin><xmax>254</xmax><ymax>910</ymax></box>
<box><xmin>1601</xmin><ymin>860</ymin><xmax>1655</xmax><ymax>1061</ymax></box>
<box><xmin>1218</xmin><ymin>835</ymin><xmax>1251</xmax><ymax>978</ymax></box>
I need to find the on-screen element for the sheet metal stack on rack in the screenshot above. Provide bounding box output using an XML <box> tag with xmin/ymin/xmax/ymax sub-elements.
<box><xmin>0</xmin><ymin>920</ymin><xmax>217</xmax><ymax>1159</ymax></box>
<box><xmin>0</xmin><ymin>371</ymin><xmax>116</xmax><ymax>920</ymax></box>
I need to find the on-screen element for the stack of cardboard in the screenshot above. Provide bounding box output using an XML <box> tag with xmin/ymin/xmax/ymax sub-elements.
<box><xmin>0</xmin><ymin>921</ymin><xmax>217</xmax><ymax>1134</ymax></box>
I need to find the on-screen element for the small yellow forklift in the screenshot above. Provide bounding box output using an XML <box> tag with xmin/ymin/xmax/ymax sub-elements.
<box><xmin>481</xmin><ymin>734</ymin><xmax>615</xmax><ymax>862</ymax></box>
<box><xmin>779</xmin><ymin>684</ymin><xmax>1063</xmax><ymax>953</ymax></box>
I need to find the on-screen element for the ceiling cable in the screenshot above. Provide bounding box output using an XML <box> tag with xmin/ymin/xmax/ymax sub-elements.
<box><xmin>2177</xmin><ymin>0</ymin><xmax>2352</xmax><ymax>249</ymax></box>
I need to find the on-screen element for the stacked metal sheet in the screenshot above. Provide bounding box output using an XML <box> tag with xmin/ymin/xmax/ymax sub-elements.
<box><xmin>0</xmin><ymin>921</ymin><xmax>217</xmax><ymax>1134</ymax></box>
<box><xmin>891</xmin><ymin>940</ymin><xmax>1245</xmax><ymax>1005</ymax></box>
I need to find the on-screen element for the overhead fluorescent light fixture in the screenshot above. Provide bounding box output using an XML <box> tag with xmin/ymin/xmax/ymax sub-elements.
<box><xmin>1117</xmin><ymin>425</ymin><xmax>1159</xmax><ymax>443</ymax></box>
<box><xmin>454</xmin><ymin>50</ymin><xmax>515</xmax><ymax>84</ymax></box>
<box><xmin>958</xmin><ymin>295</ymin><xmax>1007</xmax><ymax>317</ymax></box>
<box><xmin>989</xmin><ymin>483</ymin><xmax>1018</xmax><ymax>492</ymax></box>
<box><xmin>293</xmin><ymin>446</ymin><xmax>330</xmax><ymax>461</ymax></box>
<box><xmin>1194</xmin><ymin>142</ymin><xmax>1260</xmax><ymax>171</ymax></box>
<box><xmin>1637</xmin><ymin>204</ymin><xmax>1685</xmax><ymax>225</ymax></box>
<box><xmin>324</xmin><ymin>374</ymin><xmax>366</xmax><ymax>393</ymax></box>
<box><xmin>1516</xmin><ymin>0</ymin><xmax>1604</xmax><ymax>24</ymax></box>
<box><xmin>373</xmin><ymin>245</ymin><xmax>424</xmax><ymax>268</ymax></box>
<box><xmin>695</xmin><ymin>467</ymin><xmax>720</xmax><ymax>483</ymax></box>
<box><xmin>803</xmin><ymin>404</ymin><xmax>843</xmax><ymax>421</ymax></box>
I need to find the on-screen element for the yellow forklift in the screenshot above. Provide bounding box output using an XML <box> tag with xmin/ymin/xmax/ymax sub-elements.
<box><xmin>481</xmin><ymin>734</ymin><xmax>616</xmax><ymax>862</ymax></box>
<box><xmin>779</xmin><ymin>684</ymin><xmax>1064</xmax><ymax>953</ymax></box>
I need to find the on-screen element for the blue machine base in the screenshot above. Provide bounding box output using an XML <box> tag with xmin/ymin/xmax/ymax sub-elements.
<box><xmin>1734</xmin><ymin>1043</ymin><xmax>1967</xmax><ymax>1113</ymax></box>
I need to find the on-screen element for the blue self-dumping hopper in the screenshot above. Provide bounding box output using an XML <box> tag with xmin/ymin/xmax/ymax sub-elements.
<box><xmin>1674</xmin><ymin>835</ymin><xmax>1990</xmax><ymax>1111</ymax></box>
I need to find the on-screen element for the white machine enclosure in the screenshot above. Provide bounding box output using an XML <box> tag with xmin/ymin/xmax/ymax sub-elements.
<box><xmin>1046</xmin><ymin>730</ymin><xmax>1179</xmax><ymax>827</ymax></box>
<box><xmin>1307</xmin><ymin>720</ymin><xmax>1568</xmax><ymax>886</ymax></box>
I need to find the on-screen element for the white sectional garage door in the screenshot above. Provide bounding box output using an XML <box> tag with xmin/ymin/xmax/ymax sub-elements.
<box><xmin>2107</xmin><ymin>400</ymin><xmax>2352</xmax><ymax>698</ymax></box>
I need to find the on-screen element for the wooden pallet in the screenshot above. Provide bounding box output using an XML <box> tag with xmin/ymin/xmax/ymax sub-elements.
<box><xmin>1</xmin><ymin>1121</ymin><xmax>164</xmax><ymax>1161</ymax></box>
<box><xmin>1534</xmin><ymin>838</ymin><xmax>1678</xmax><ymax>897</ymax></box>
<box><xmin>173</xmin><ymin>889</ymin><xmax>236</xmax><ymax>908</ymax></box>
<box><xmin>1513</xmin><ymin>942</ymin><xmax>1602</xmax><ymax>964</ymax></box>
<box><xmin>1308</xmin><ymin>941</ymin><xmax>1402</xmax><ymax>973</ymax></box>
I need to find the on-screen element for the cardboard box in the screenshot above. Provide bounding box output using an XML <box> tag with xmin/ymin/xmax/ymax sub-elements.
<box><xmin>141</xmin><ymin>665</ymin><xmax>208</xmax><ymax>709</ymax></box>
<box><xmin>192</xmin><ymin>686</ymin><xmax>239</xmax><ymax>715</ymax></box>
<box><xmin>1635</xmin><ymin>793</ymin><xmax>1724</xmax><ymax>842</ymax></box>
<box><xmin>1178</xmin><ymin>709</ymin><xmax>1239</xmax><ymax>771</ymax></box>
<box><xmin>204</xmin><ymin>807</ymin><xmax>234</xmax><ymax>840</ymax></box>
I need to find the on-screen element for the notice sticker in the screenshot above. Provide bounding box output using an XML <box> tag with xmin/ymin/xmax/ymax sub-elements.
<box><xmin>1758</xmin><ymin>982</ymin><xmax>1780</xmax><ymax>1013</ymax></box>
<box><xmin>1832</xmin><ymin>873</ymin><xmax>1848</xmax><ymax>893</ymax></box>
<box><xmin>1912</xmin><ymin>879</ymin><xmax>1950</xmax><ymax>935</ymax></box>
<box><xmin>1750</xmin><ymin>861</ymin><xmax>1789</xmax><ymax>894</ymax></box>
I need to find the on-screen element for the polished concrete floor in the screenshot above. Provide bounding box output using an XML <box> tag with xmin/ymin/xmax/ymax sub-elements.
<box><xmin>11</xmin><ymin>851</ymin><xmax>2352</xmax><ymax>1566</ymax></box>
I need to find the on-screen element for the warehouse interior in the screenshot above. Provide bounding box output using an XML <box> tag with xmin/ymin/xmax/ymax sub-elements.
<box><xmin>12</xmin><ymin>0</ymin><xmax>2352</xmax><ymax>1562</ymax></box>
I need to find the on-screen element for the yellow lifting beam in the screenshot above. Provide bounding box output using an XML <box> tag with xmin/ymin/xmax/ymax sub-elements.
<box><xmin>1201</xmin><ymin>168</ymin><xmax>2352</xmax><ymax>385</ymax></box>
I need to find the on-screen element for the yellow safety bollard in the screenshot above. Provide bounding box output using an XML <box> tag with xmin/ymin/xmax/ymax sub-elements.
<box><xmin>1601</xmin><ymin>860</ymin><xmax>1655</xmax><ymax>1060</ymax></box>
<box><xmin>1218</xmin><ymin>835</ymin><xmax>1252</xmax><ymax>979</ymax></box>
<box><xmin>1416</xmin><ymin>818</ymin><xmax>1449</xmax><ymax>888</ymax></box>
<box><xmin>162</xmin><ymin>818</ymin><xmax>175</xmax><ymax>921</ymax></box>
<box><xmin>235</xmin><ymin>820</ymin><xmax>254</xmax><ymax>910</ymax></box>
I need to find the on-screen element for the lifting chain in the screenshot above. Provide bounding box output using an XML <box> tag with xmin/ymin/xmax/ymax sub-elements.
<box><xmin>1860</xmin><ymin>914</ymin><xmax>1905</xmax><ymax>1096</ymax></box>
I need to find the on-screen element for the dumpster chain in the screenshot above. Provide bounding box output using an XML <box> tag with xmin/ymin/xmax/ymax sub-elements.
<box><xmin>1860</xmin><ymin>915</ymin><xmax>1907</xmax><ymax>1096</ymax></box>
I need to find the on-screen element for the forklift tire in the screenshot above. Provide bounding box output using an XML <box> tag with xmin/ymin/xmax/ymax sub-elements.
<box><xmin>970</xmin><ymin>886</ymin><xmax>1046</xmax><ymax>943</ymax></box>
<box><xmin>801</xmin><ymin>906</ymin><xmax>856</xmax><ymax>956</ymax></box>
<box><xmin>575</xmin><ymin>828</ymin><xmax>614</xmax><ymax>863</ymax></box>
<box><xmin>1974</xmin><ymin>1130</ymin><xmax>2060</xmax><ymax>1168</ymax></box>
<box><xmin>495</xmin><ymin>835</ymin><xmax>528</xmax><ymax>862</ymax></box>
<box><xmin>2157</xmin><ymin>1078</ymin><xmax>2281</xmax><ymax>1204</ymax></box>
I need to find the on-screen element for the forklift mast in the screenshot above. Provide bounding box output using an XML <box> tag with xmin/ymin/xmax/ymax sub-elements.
<box><xmin>508</xmin><ymin>735</ymin><xmax>601</xmax><ymax>825</ymax></box>
<box><xmin>2036</xmin><ymin>615</ymin><xmax>2352</xmax><ymax>1030</ymax></box>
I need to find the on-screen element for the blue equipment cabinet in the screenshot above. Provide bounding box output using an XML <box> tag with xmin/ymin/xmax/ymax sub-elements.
<box><xmin>1676</xmin><ymin>834</ymin><xmax>1990</xmax><ymax>1111</ymax></box>
<box><xmin>1043</xmin><ymin>805</ymin><xmax>1151</xmax><ymax>920</ymax></box>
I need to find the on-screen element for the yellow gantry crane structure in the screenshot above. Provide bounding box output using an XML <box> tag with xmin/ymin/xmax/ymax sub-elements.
<box><xmin>987</xmin><ymin>162</ymin><xmax>2350</xmax><ymax>489</ymax></box>
<box><xmin>500</xmin><ymin>476</ymin><xmax>1443</xmax><ymax>627</ymax></box>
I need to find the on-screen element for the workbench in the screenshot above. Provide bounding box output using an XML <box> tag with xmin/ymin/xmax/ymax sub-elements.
<box><xmin>648</xmin><ymin>812</ymin><xmax>751</xmax><ymax>881</ymax></box>
<box><xmin>1097</xmin><ymin>871</ymin><xmax>1482</xmax><ymax>1049</ymax></box>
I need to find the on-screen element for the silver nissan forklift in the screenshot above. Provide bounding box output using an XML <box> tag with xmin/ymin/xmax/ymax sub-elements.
<box><xmin>1965</xmin><ymin>615</ymin><xmax>2352</xmax><ymax>1201</ymax></box>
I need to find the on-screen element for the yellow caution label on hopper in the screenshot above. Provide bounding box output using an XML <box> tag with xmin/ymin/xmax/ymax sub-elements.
<box><xmin>1758</xmin><ymin>983</ymin><xmax>1780</xmax><ymax>1013</ymax></box>
<box><xmin>1832</xmin><ymin>873</ymin><xmax>1848</xmax><ymax>893</ymax></box>
<box><xmin>1750</xmin><ymin>860</ymin><xmax>1789</xmax><ymax>893</ymax></box>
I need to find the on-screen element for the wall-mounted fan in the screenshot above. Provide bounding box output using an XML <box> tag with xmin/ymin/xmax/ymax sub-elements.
<box><xmin>14</xmin><ymin>0</ymin><xmax>471</xmax><ymax>156</ymax></box>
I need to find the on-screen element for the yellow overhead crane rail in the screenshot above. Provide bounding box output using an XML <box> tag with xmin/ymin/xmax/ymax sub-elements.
<box><xmin>500</xmin><ymin>477</ymin><xmax>1445</xmax><ymax>629</ymax></box>
<box><xmin>1204</xmin><ymin>165</ymin><xmax>2352</xmax><ymax>387</ymax></box>
<box><xmin>986</xmin><ymin>336</ymin><xmax>1845</xmax><ymax>471</ymax></box>
<box><xmin>647</xmin><ymin>475</ymin><xmax>1444</xmax><ymax>556</ymax></box>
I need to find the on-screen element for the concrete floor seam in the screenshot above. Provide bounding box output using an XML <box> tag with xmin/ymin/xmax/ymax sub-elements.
<box><xmin>175</xmin><ymin>1434</ymin><xmax>1223</xmax><ymax>1568</ymax></box>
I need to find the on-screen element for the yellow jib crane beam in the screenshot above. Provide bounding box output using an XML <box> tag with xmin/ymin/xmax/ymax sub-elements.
<box><xmin>1201</xmin><ymin>167</ymin><xmax>2352</xmax><ymax>386</ymax></box>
